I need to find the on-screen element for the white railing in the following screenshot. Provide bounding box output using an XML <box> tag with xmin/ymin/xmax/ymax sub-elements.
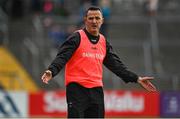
<box><xmin>23</xmin><ymin>38</ymin><xmax>40</xmax><ymax>79</ymax></box>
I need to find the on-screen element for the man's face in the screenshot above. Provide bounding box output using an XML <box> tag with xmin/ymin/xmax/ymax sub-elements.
<box><xmin>84</xmin><ymin>10</ymin><xmax>104</xmax><ymax>36</ymax></box>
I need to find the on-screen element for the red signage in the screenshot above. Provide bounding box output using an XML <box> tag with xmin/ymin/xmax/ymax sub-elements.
<box><xmin>105</xmin><ymin>91</ymin><xmax>159</xmax><ymax>117</ymax></box>
<box><xmin>29</xmin><ymin>91</ymin><xmax>67</xmax><ymax>117</ymax></box>
<box><xmin>29</xmin><ymin>90</ymin><xmax>159</xmax><ymax>117</ymax></box>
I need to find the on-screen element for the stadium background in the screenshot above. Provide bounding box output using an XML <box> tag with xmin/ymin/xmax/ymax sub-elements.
<box><xmin>0</xmin><ymin>0</ymin><xmax>180</xmax><ymax>118</ymax></box>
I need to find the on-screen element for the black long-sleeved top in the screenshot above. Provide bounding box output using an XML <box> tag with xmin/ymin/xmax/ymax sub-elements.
<box><xmin>48</xmin><ymin>28</ymin><xmax>138</xmax><ymax>83</ymax></box>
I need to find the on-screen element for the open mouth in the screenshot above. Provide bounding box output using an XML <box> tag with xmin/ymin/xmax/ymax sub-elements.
<box><xmin>92</xmin><ymin>25</ymin><xmax>97</xmax><ymax>29</ymax></box>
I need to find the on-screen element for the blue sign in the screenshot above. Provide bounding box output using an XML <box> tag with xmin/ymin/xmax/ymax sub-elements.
<box><xmin>160</xmin><ymin>92</ymin><xmax>180</xmax><ymax>117</ymax></box>
<box><xmin>0</xmin><ymin>91</ymin><xmax>20</xmax><ymax>117</ymax></box>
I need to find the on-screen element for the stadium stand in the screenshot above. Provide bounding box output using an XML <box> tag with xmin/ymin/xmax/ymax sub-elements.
<box><xmin>0</xmin><ymin>0</ymin><xmax>180</xmax><ymax>91</ymax></box>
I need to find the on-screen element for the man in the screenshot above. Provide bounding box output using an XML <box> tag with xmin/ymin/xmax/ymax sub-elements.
<box><xmin>41</xmin><ymin>6</ymin><xmax>156</xmax><ymax>118</ymax></box>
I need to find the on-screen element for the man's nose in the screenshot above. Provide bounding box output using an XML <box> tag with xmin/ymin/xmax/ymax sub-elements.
<box><xmin>92</xmin><ymin>18</ymin><xmax>96</xmax><ymax>23</ymax></box>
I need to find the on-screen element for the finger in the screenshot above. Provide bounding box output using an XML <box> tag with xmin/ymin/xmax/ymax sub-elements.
<box><xmin>41</xmin><ymin>73</ymin><xmax>46</xmax><ymax>80</ymax></box>
<box><xmin>147</xmin><ymin>82</ymin><xmax>157</xmax><ymax>91</ymax></box>
<box><xmin>140</xmin><ymin>77</ymin><xmax>154</xmax><ymax>81</ymax></box>
<box><xmin>142</xmin><ymin>84</ymin><xmax>153</xmax><ymax>92</ymax></box>
<box><xmin>44</xmin><ymin>81</ymin><xmax>49</xmax><ymax>84</ymax></box>
<box><xmin>140</xmin><ymin>80</ymin><xmax>156</xmax><ymax>92</ymax></box>
<box><xmin>143</xmin><ymin>76</ymin><xmax>154</xmax><ymax>80</ymax></box>
<box><xmin>42</xmin><ymin>78</ymin><xmax>49</xmax><ymax>84</ymax></box>
<box><xmin>143</xmin><ymin>81</ymin><xmax>156</xmax><ymax>92</ymax></box>
<box><xmin>145</xmin><ymin>79</ymin><xmax>157</xmax><ymax>91</ymax></box>
<box><xmin>41</xmin><ymin>75</ymin><xmax>45</xmax><ymax>81</ymax></box>
<box><xmin>41</xmin><ymin>74</ymin><xmax>49</xmax><ymax>84</ymax></box>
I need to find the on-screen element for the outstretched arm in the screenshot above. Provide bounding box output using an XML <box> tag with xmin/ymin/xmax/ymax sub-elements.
<box><xmin>104</xmin><ymin>39</ymin><xmax>157</xmax><ymax>92</ymax></box>
<box><xmin>41</xmin><ymin>32</ymin><xmax>80</xmax><ymax>84</ymax></box>
<box><xmin>103</xmin><ymin>40</ymin><xmax>139</xmax><ymax>83</ymax></box>
<box><xmin>137</xmin><ymin>76</ymin><xmax>157</xmax><ymax>92</ymax></box>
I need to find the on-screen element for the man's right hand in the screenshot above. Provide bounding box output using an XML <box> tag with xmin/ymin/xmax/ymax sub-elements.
<box><xmin>41</xmin><ymin>70</ymin><xmax>52</xmax><ymax>84</ymax></box>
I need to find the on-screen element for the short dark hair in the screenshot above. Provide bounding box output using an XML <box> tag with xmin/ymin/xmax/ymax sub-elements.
<box><xmin>84</xmin><ymin>6</ymin><xmax>102</xmax><ymax>17</ymax></box>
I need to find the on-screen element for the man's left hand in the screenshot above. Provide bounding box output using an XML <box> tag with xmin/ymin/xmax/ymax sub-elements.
<box><xmin>137</xmin><ymin>76</ymin><xmax>157</xmax><ymax>92</ymax></box>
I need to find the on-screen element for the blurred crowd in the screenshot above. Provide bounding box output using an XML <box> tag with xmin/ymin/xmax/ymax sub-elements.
<box><xmin>0</xmin><ymin>0</ymin><xmax>161</xmax><ymax>47</ymax></box>
<box><xmin>0</xmin><ymin>0</ymin><xmax>112</xmax><ymax>47</ymax></box>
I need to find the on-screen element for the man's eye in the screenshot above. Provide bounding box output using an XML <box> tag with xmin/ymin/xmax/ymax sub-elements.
<box><xmin>96</xmin><ymin>17</ymin><xmax>100</xmax><ymax>20</ymax></box>
<box><xmin>88</xmin><ymin>17</ymin><xmax>101</xmax><ymax>20</ymax></box>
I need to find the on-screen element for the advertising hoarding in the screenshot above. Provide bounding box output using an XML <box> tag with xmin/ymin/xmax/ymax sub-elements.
<box><xmin>160</xmin><ymin>92</ymin><xmax>180</xmax><ymax>117</ymax></box>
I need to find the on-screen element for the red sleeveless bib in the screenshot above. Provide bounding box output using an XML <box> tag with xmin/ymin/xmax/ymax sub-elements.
<box><xmin>65</xmin><ymin>30</ymin><xmax>106</xmax><ymax>88</ymax></box>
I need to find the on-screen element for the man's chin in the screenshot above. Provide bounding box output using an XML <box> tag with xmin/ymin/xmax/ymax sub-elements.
<box><xmin>91</xmin><ymin>29</ymin><xmax>99</xmax><ymax>33</ymax></box>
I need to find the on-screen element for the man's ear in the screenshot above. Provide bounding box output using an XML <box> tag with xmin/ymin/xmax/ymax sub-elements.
<box><xmin>83</xmin><ymin>16</ymin><xmax>86</xmax><ymax>22</ymax></box>
<box><xmin>102</xmin><ymin>17</ymin><xmax>104</xmax><ymax>24</ymax></box>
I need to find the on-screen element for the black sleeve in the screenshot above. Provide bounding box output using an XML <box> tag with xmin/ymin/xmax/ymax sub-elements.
<box><xmin>48</xmin><ymin>32</ymin><xmax>80</xmax><ymax>77</ymax></box>
<box><xmin>103</xmin><ymin>40</ymin><xmax>139</xmax><ymax>83</ymax></box>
